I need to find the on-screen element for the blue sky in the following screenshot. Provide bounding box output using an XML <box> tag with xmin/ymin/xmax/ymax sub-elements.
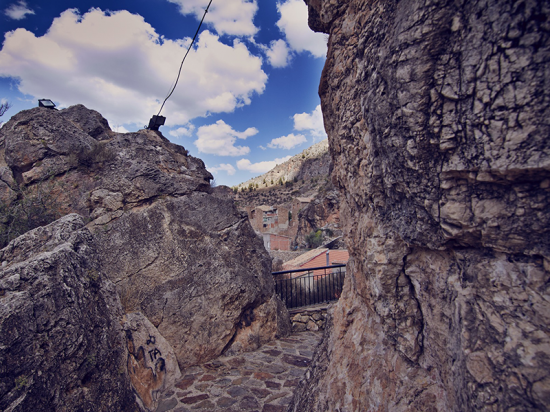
<box><xmin>0</xmin><ymin>0</ymin><xmax>327</xmax><ymax>186</ymax></box>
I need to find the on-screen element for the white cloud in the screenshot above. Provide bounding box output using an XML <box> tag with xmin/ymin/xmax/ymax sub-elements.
<box><xmin>113</xmin><ymin>125</ymin><xmax>130</xmax><ymax>133</ymax></box>
<box><xmin>4</xmin><ymin>1</ymin><xmax>34</xmax><ymax>20</ymax></box>
<box><xmin>237</xmin><ymin>156</ymin><xmax>292</xmax><ymax>174</ymax></box>
<box><xmin>195</xmin><ymin>120</ymin><xmax>257</xmax><ymax>156</ymax></box>
<box><xmin>167</xmin><ymin>0</ymin><xmax>258</xmax><ymax>37</ymax></box>
<box><xmin>276</xmin><ymin>0</ymin><xmax>327</xmax><ymax>58</ymax></box>
<box><xmin>209</xmin><ymin>163</ymin><xmax>236</xmax><ymax>176</ymax></box>
<box><xmin>267</xmin><ymin>133</ymin><xmax>307</xmax><ymax>150</ymax></box>
<box><xmin>265</xmin><ymin>39</ymin><xmax>290</xmax><ymax>68</ymax></box>
<box><xmin>293</xmin><ymin>104</ymin><xmax>326</xmax><ymax>137</ymax></box>
<box><xmin>0</xmin><ymin>8</ymin><xmax>267</xmax><ymax>129</ymax></box>
<box><xmin>169</xmin><ymin>124</ymin><xmax>196</xmax><ymax>138</ymax></box>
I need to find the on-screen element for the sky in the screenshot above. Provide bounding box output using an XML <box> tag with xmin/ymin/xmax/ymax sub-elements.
<box><xmin>0</xmin><ymin>0</ymin><xmax>328</xmax><ymax>186</ymax></box>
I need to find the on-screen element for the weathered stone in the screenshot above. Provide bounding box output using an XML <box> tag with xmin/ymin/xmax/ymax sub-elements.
<box><xmin>92</xmin><ymin>192</ymin><xmax>289</xmax><ymax>368</ymax></box>
<box><xmin>60</xmin><ymin>103</ymin><xmax>112</xmax><ymax>141</ymax></box>
<box><xmin>0</xmin><ymin>104</ymin><xmax>290</xmax><ymax>375</ymax></box>
<box><xmin>180</xmin><ymin>394</ymin><xmax>209</xmax><ymax>404</ymax></box>
<box><xmin>217</xmin><ymin>396</ymin><xmax>238</xmax><ymax>407</ymax></box>
<box><xmin>305</xmin><ymin>320</ymin><xmax>319</xmax><ymax>331</ymax></box>
<box><xmin>262</xmin><ymin>404</ymin><xmax>285</xmax><ymax>412</ymax></box>
<box><xmin>239</xmin><ymin>395</ymin><xmax>260</xmax><ymax>410</ymax></box>
<box><xmin>264</xmin><ymin>381</ymin><xmax>281</xmax><ymax>390</ymax></box>
<box><xmin>0</xmin><ymin>166</ymin><xmax>16</xmax><ymax>205</ymax></box>
<box><xmin>0</xmin><ymin>214</ymin><xmax>139</xmax><ymax>411</ymax></box>
<box><xmin>289</xmin><ymin>0</ymin><xmax>550</xmax><ymax>411</ymax></box>
<box><xmin>292</xmin><ymin>322</ymin><xmax>307</xmax><ymax>332</ymax></box>
<box><xmin>281</xmin><ymin>354</ymin><xmax>311</xmax><ymax>368</ymax></box>
<box><xmin>123</xmin><ymin>311</ymin><xmax>181</xmax><ymax>410</ymax></box>
<box><xmin>156</xmin><ymin>397</ymin><xmax>178</xmax><ymax>412</ymax></box>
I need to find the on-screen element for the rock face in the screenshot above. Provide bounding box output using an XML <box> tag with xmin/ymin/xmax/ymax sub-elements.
<box><xmin>290</xmin><ymin>0</ymin><xmax>550</xmax><ymax>411</ymax></box>
<box><xmin>236</xmin><ymin>139</ymin><xmax>330</xmax><ymax>191</ymax></box>
<box><xmin>294</xmin><ymin>180</ymin><xmax>341</xmax><ymax>248</ymax></box>
<box><xmin>92</xmin><ymin>191</ymin><xmax>289</xmax><ymax>368</ymax></box>
<box><xmin>123</xmin><ymin>312</ymin><xmax>181</xmax><ymax>411</ymax></box>
<box><xmin>0</xmin><ymin>104</ymin><xmax>290</xmax><ymax>409</ymax></box>
<box><xmin>0</xmin><ymin>214</ymin><xmax>139</xmax><ymax>412</ymax></box>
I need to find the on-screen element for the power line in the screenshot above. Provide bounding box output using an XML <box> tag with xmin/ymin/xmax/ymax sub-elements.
<box><xmin>156</xmin><ymin>0</ymin><xmax>213</xmax><ymax>117</ymax></box>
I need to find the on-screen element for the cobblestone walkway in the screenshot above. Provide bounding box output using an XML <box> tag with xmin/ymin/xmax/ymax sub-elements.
<box><xmin>155</xmin><ymin>331</ymin><xmax>323</xmax><ymax>412</ymax></box>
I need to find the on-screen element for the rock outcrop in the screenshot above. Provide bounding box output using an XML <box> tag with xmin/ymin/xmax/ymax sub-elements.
<box><xmin>0</xmin><ymin>104</ymin><xmax>290</xmax><ymax>410</ymax></box>
<box><xmin>236</xmin><ymin>139</ymin><xmax>330</xmax><ymax>192</ymax></box>
<box><xmin>294</xmin><ymin>180</ymin><xmax>342</xmax><ymax>248</ymax></box>
<box><xmin>290</xmin><ymin>0</ymin><xmax>550</xmax><ymax>411</ymax></box>
<box><xmin>0</xmin><ymin>214</ymin><xmax>139</xmax><ymax>412</ymax></box>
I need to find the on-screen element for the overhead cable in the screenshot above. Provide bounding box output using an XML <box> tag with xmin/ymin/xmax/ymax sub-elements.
<box><xmin>156</xmin><ymin>0</ymin><xmax>213</xmax><ymax>117</ymax></box>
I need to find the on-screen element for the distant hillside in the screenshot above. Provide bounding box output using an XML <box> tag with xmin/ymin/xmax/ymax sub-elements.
<box><xmin>234</xmin><ymin>139</ymin><xmax>329</xmax><ymax>192</ymax></box>
<box><xmin>234</xmin><ymin>139</ymin><xmax>343</xmax><ymax>252</ymax></box>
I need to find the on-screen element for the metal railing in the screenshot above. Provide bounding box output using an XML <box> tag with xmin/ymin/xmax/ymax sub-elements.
<box><xmin>272</xmin><ymin>264</ymin><xmax>346</xmax><ymax>309</ymax></box>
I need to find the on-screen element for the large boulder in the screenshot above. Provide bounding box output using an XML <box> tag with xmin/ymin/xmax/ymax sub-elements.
<box><xmin>290</xmin><ymin>0</ymin><xmax>550</xmax><ymax>411</ymax></box>
<box><xmin>0</xmin><ymin>104</ymin><xmax>290</xmax><ymax>389</ymax></box>
<box><xmin>91</xmin><ymin>191</ymin><xmax>289</xmax><ymax>368</ymax></box>
<box><xmin>0</xmin><ymin>214</ymin><xmax>140</xmax><ymax>412</ymax></box>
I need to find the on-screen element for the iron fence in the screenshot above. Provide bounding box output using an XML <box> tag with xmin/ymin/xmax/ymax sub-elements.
<box><xmin>272</xmin><ymin>264</ymin><xmax>346</xmax><ymax>309</ymax></box>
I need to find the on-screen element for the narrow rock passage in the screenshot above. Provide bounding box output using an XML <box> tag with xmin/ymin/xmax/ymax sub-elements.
<box><xmin>155</xmin><ymin>331</ymin><xmax>323</xmax><ymax>412</ymax></box>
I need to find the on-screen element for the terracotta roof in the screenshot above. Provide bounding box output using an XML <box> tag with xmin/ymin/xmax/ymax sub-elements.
<box><xmin>282</xmin><ymin>249</ymin><xmax>349</xmax><ymax>273</ymax></box>
<box><xmin>282</xmin><ymin>249</ymin><xmax>328</xmax><ymax>270</ymax></box>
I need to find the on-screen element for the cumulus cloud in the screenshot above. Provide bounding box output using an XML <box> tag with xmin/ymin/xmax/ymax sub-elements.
<box><xmin>4</xmin><ymin>1</ymin><xmax>34</xmax><ymax>20</ymax></box>
<box><xmin>167</xmin><ymin>0</ymin><xmax>258</xmax><ymax>37</ymax></box>
<box><xmin>195</xmin><ymin>120</ymin><xmax>257</xmax><ymax>156</ymax></box>
<box><xmin>237</xmin><ymin>156</ymin><xmax>292</xmax><ymax>174</ymax></box>
<box><xmin>112</xmin><ymin>125</ymin><xmax>130</xmax><ymax>133</ymax></box>
<box><xmin>276</xmin><ymin>0</ymin><xmax>327</xmax><ymax>58</ymax></box>
<box><xmin>267</xmin><ymin>133</ymin><xmax>307</xmax><ymax>150</ymax></box>
<box><xmin>169</xmin><ymin>124</ymin><xmax>196</xmax><ymax>138</ymax></box>
<box><xmin>209</xmin><ymin>163</ymin><xmax>236</xmax><ymax>176</ymax></box>
<box><xmin>264</xmin><ymin>39</ymin><xmax>290</xmax><ymax>68</ymax></box>
<box><xmin>0</xmin><ymin>8</ymin><xmax>267</xmax><ymax>128</ymax></box>
<box><xmin>293</xmin><ymin>104</ymin><xmax>326</xmax><ymax>137</ymax></box>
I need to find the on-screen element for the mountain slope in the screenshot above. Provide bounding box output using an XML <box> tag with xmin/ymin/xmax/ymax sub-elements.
<box><xmin>235</xmin><ymin>139</ymin><xmax>329</xmax><ymax>192</ymax></box>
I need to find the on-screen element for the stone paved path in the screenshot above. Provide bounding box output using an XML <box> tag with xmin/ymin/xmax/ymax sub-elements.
<box><xmin>155</xmin><ymin>331</ymin><xmax>323</xmax><ymax>412</ymax></box>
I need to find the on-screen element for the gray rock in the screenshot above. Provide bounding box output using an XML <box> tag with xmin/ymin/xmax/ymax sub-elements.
<box><xmin>290</xmin><ymin>0</ymin><xmax>550</xmax><ymax>411</ymax></box>
<box><xmin>60</xmin><ymin>103</ymin><xmax>112</xmax><ymax>140</ymax></box>
<box><xmin>0</xmin><ymin>104</ymin><xmax>289</xmax><ymax>376</ymax></box>
<box><xmin>0</xmin><ymin>214</ymin><xmax>139</xmax><ymax>411</ymax></box>
<box><xmin>92</xmin><ymin>191</ymin><xmax>289</xmax><ymax>368</ymax></box>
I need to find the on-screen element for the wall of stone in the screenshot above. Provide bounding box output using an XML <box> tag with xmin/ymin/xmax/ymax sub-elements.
<box><xmin>290</xmin><ymin>306</ymin><xmax>329</xmax><ymax>332</ymax></box>
<box><xmin>290</xmin><ymin>0</ymin><xmax>550</xmax><ymax>411</ymax></box>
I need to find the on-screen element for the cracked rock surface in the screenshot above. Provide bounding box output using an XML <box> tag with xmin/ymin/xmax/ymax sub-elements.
<box><xmin>0</xmin><ymin>214</ymin><xmax>139</xmax><ymax>412</ymax></box>
<box><xmin>0</xmin><ymin>105</ymin><xmax>290</xmax><ymax>410</ymax></box>
<box><xmin>290</xmin><ymin>0</ymin><xmax>550</xmax><ymax>411</ymax></box>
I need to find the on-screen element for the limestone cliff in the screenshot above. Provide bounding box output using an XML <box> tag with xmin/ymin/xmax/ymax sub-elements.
<box><xmin>0</xmin><ymin>104</ymin><xmax>290</xmax><ymax>410</ymax></box>
<box><xmin>290</xmin><ymin>0</ymin><xmax>550</xmax><ymax>411</ymax></box>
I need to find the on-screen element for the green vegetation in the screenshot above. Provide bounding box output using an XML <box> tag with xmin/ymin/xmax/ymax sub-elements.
<box><xmin>14</xmin><ymin>375</ymin><xmax>29</xmax><ymax>390</ymax></box>
<box><xmin>305</xmin><ymin>229</ymin><xmax>324</xmax><ymax>248</ymax></box>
